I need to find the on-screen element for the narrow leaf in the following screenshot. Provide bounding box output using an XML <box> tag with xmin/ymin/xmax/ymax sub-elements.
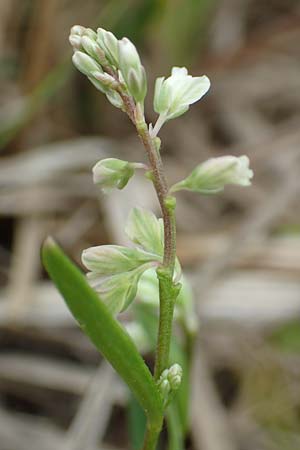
<box><xmin>42</xmin><ymin>237</ymin><xmax>163</xmax><ymax>425</ymax></box>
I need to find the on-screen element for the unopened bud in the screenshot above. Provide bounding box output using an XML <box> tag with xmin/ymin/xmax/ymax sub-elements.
<box><xmin>92</xmin><ymin>71</ymin><xmax>119</xmax><ymax>89</ymax></box>
<box><xmin>69</xmin><ymin>25</ymin><xmax>86</xmax><ymax>50</ymax></box>
<box><xmin>157</xmin><ymin>363</ymin><xmax>183</xmax><ymax>406</ymax></box>
<box><xmin>69</xmin><ymin>34</ymin><xmax>82</xmax><ymax>50</ymax></box>
<box><xmin>118</xmin><ymin>38</ymin><xmax>147</xmax><ymax>103</ymax></box>
<box><xmin>83</xmin><ymin>28</ymin><xmax>97</xmax><ymax>40</ymax></box>
<box><xmin>81</xmin><ymin>36</ymin><xmax>105</xmax><ymax>65</ymax></box>
<box><xmin>168</xmin><ymin>363</ymin><xmax>183</xmax><ymax>390</ymax></box>
<box><xmin>97</xmin><ymin>28</ymin><xmax>119</xmax><ymax>67</ymax></box>
<box><xmin>72</xmin><ymin>51</ymin><xmax>102</xmax><ymax>77</ymax></box>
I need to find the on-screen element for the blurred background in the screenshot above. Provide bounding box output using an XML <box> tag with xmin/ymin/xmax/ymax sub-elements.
<box><xmin>1</xmin><ymin>0</ymin><xmax>300</xmax><ymax>449</ymax></box>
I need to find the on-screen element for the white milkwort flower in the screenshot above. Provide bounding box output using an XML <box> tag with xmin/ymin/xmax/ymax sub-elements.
<box><xmin>81</xmin><ymin>244</ymin><xmax>161</xmax><ymax>315</ymax></box>
<box><xmin>118</xmin><ymin>37</ymin><xmax>147</xmax><ymax>103</ymax></box>
<box><xmin>92</xmin><ymin>158</ymin><xmax>146</xmax><ymax>192</ymax></box>
<box><xmin>82</xmin><ymin>245</ymin><xmax>159</xmax><ymax>275</ymax></box>
<box><xmin>170</xmin><ymin>155</ymin><xmax>253</xmax><ymax>194</ymax></box>
<box><xmin>151</xmin><ymin>67</ymin><xmax>210</xmax><ymax>136</ymax></box>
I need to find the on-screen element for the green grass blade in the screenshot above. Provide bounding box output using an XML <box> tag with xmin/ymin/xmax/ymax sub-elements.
<box><xmin>42</xmin><ymin>237</ymin><xmax>163</xmax><ymax>425</ymax></box>
<box><xmin>128</xmin><ymin>393</ymin><xmax>147</xmax><ymax>450</ymax></box>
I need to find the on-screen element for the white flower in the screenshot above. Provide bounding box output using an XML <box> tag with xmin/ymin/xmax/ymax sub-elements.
<box><xmin>92</xmin><ymin>158</ymin><xmax>135</xmax><ymax>192</ymax></box>
<box><xmin>170</xmin><ymin>155</ymin><xmax>253</xmax><ymax>194</ymax></box>
<box><xmin>152</xmin><ymin>67</ymin><xmax>210</xmax><ymax>136</ymax></box>
<box><xmin>81</xmin><ymin>244</ymin><xmax>161</xmax><ymax>315</ymax></box>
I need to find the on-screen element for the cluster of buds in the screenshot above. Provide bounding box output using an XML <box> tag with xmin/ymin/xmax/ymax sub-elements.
<box><xmin>69</xmin><ymin>25</ymin><xmax>147</xmax><ymax>109</ymax></box>
<box><xmin>157</xmin><ymin>363</ymin><xmax>183</xmax><ymax>406</ymax></box>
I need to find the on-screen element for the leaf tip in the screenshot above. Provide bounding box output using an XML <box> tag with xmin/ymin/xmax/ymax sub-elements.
<box><xmin>43</xmin><ymin>235</ymin><xmax>56</xmax><ymax>250</ymax></box>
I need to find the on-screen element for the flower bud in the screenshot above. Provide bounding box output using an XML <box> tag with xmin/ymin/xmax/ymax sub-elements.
<box><xmin>72</xmin><ymin>51</ymin><xmax>102</xmax><ymax>77</ymax></box>
<box><xmin>69</xmin><ymin>34</ymin><xmax>82</xmax><ymax>50</ymax></box>
<box><xmin>83</xmin><ymin>28</ymin><xmax>97</xmax><ymax>40</ymax></box>
<box><xmin>71</xmin><ymin>25</ymin><xmax>86</xmax><ymax>35</ymax></box>
<box><xmin>97</xmin><ymin>28</ymin><xmax>119</xmax><ymax>67</ymax></box>
<box><xmin>159</xmin><ymin>379</ymin><xmax>171</xmax><ymax>398</ymax></box>
<box><xmin>168</xmin><ymin>363</ymin><xmax>183</xmax><ymax>390</ymax></box>
<box><xmin>157</xmin><ymin>364</ymin><xmax>183</xmax><ymax>406</ymax></box>
<box><xmin>105</xmin><ymin>90</ymin><xmax>124</xmax><ymax>109</ymax></box>
<box><xmin>92</xmin><ymin>71</ymin><xmax>119</xmax><ymax>89</ymax></box>
<box><xmin>81</xmin><ymin>36</ymin><xmax>106</xmax><ymax>65</ymax></box>
<box><xmin>69</xmin><ymin>25</ymin><xmax>87</xmax><ymax>50</ymax></box>
<box><xmin>118</xmin><ymin>38</ymin><xmax>147</xmax><ymax>103</ymax></box>
<box><xmin>92</xmin><ymin>158</ymin><xmax>135</xmax><ymax>192</ymax></box>
<box><xmin>170</xmin><ymin>155</ymin><xmax>253</xmax><ymax>194</ymax></box>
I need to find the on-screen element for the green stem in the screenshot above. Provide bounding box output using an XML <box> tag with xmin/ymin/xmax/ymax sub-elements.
<box><xmin>142</xmin><ymin>419</ymin><xmax>164</xmax><ymax>450</ymax></box>
<box><xmin>166</xmin><ymin>405</ymin><xmax>184</xmax><ymax>450</ymax></box>
<box><xmin>123</xmin><ymin>102</ymin><xmax>179</xmax><ymax>450</ymax></box>
<box><xmin>154</xmin><ymin>252</ymin><xmax>180</xmax><ymax>380</ymax></box>
<box><xmin>136</xmin><ymin>119</ymin><xmax>179</xmax><ymax>450</ymax></box>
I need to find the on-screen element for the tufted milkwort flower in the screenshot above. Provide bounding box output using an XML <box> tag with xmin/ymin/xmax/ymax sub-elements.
<box><xmin>170</xmin><ymin>155</ymin><xmax>253</xmax><ymax>194</ymax></box>
<box><xmin>151</xmin><ymin>67</ymin><xmax>210</xmax><ymax>136</ymax></box>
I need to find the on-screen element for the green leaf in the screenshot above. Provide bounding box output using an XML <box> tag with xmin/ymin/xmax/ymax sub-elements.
<box><xmin>125</xmin><ymin>207</ymin><xmax>164</xmax><ymax>256</ymax></box>
<box><xmin>128</xmin><ymin>393</ymin><xmax>147</xmax><ymax>450</ymax></box>
<box><xmin>42</xmin><ymin>237</ymin><xmax>163</xmax><ymax>425</ymax></box>
<box><xmin>166</xmin><ymin>404</ymin><xmax>184</xmax><ymax>450</ymax></box>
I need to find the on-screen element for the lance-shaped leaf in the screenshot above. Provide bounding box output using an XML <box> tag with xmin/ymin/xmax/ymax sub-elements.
<box><xmin>42</xmin><ymin>237</ymin><xmax>163</xmax><ymax>425</ymax></box>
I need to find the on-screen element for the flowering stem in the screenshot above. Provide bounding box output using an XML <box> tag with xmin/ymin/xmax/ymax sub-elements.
<box><xmin>150</xmin><ymin>113</ymin><xmax>167</xmax><ymax>138</ymax></box>
<box><xmin>129</xmin><ymin>106</ymin><xmax>179</xmax><ymax>450</ymax></box>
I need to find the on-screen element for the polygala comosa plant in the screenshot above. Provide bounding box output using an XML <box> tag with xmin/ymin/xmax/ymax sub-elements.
<box><xmin>42</xmin><ymin>25</ymin><xmax>253</xmax><ymax>450</ymax></box>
